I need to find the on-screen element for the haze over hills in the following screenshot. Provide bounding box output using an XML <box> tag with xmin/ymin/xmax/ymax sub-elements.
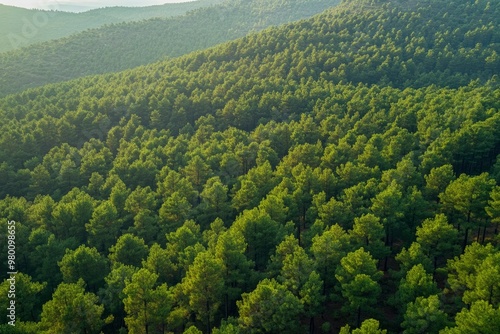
<box><xmin>0</xmin><ymin>0</ymin><xmax>340</xmax><ymax>97</ymax></box>
<box><xmin>0</xmin><ymin>0</ymin><xmax>199</xmax><ymax>12</ymax></box>
<box><xmin>0</xmin><ymin>0</ymin><xmax>223</xmax><ymax>53</ymax></box>
<box><xmin>0</xmin><ymin>0</ymin><xmax>499</xmax><ymax>333</ymax></box>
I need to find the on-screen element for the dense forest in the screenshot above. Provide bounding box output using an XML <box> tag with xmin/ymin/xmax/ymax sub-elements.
<box><xmin>0</xmin><ymin>0</ymin><xmax>500</xmax><ymax>333</ymax></box>
<box><xmin>0</xmin><ymin>0</ymin><xmax>224</xmax><ymax>53</ymax></box>
<box><xmin>0</xmin><ymin>0</ymin><xmax>339</xmax><ymax>97</ymax></box>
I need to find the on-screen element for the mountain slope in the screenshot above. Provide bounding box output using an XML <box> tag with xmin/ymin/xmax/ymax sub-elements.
<box><xmin>0</xmin><ymin>0</ymin><xmax>498</xmax><ymax>171</ymax></box>
<box><xmin>0</xmin><ymin>1</ymin><xmax>499</xmax><ymax>333</ymax></box>
<box><xmin>0</xmin><ymin>0</ymin><xmax>340</xmax><ymax>97</ymax></box>
<box><xmin>0</xmin><ymin>0</ymin><xmax>223</xmax><ymax>53</ymax></box>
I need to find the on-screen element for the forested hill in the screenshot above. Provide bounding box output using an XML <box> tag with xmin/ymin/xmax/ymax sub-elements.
<box><xmin>0</xmin><ymin>0</ymin><xmax>500</xmax><ymax>333</ymax></box>
<box><xmin>0</xmin><ymin>0</ymin><xmax>225</xmax><ymax>54</ymax></box>
<box><xmin>0</xmin><ymin>0</ymin><xmax>340</xmax><ymax>97</ymax></box>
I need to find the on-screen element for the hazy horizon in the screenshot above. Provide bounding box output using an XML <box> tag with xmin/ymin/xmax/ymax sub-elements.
<box><xmin>0</xmin><ymin>0</ymin><xmax>196</xmax><ymax>12</ymax></box>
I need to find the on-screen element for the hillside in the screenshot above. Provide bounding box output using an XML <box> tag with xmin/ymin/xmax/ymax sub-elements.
<box><xmin>0</xmin><ymin>0</ymin><xmax>499</xmax><ymax>333</ymax></box>
<box><xmin>0</xmin><ymin>0</ymin><xmax>340</xmax><ymax>97</ymax></box>
<box><xmin>0</xmin><ymin>0</ymin><xmax>224</xmax><ymax>53</ymax></box>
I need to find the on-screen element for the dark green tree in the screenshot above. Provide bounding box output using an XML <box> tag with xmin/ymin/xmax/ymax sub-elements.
<box><xmin>237</xmin><ymin>278</ymin><xmax>303</xmax><ymax>334</ymax></box>
<box><xmin>58</xmin><ymin>245</ymin><xmax>109</xmax><ymax>292</ymax></box>
<box><xmin>108</xmin><ymin>234</ymin><xmax>149</xmax><ymax>268</ymax></box>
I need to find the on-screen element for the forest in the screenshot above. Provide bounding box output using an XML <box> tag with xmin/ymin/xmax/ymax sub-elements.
<box><xmin>0</xmin><ymin>0</ymin><xmax>499</xmax><ymax>333</ymax></box>
<box><xmin>0</xmin><ymin>0</ymin><xmax>338</xmax><ymax>97</ymax></box>
<box><xmin>0</xmin><ymin>0</ymin><xmax>224</xmax><ymax>53</ymax></box>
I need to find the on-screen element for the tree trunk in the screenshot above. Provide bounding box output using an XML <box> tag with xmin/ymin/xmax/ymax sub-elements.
<box><xmin>206</xmin><ymin>300</ymin><xmax>211</xmax><ymax>334</ymax></box>
<box><xmin>309</xmin><ymin>316</ymin><xmax>315</xmax><ymax>334</ymax></box>
<box><xmin>357</xmin><ymin>306</ymin><xmax>361</xmax><ymax>328</ymax></box>
<box><xmin>432</xmin><ymin>255</ymin><xmax>439</xmax><ymax>281</ymax></box>
<box><xmin>323</xmin><ymin>266</ymin><xmax>328</xmax><ymax>296</ymax></box>
<box><xmin>462</xmin><ymin>228</ymin><xmax>469</xmax><ymax>251</ymax></box>
<box><xmin>144</xmin><ymin>300</ymin><xmax>149</xmax><ymax>334</ymax></box>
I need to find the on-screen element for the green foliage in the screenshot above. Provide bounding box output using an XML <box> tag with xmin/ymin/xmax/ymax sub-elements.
<box><xmin>58</xmin><ymin>245</ymin><xmax>108</xmax><ymax>291</ymax></box>
<box><xmin>336</xmin><ymin>248</ymin><xmax>383</xmax><ymax>325</ymax></box>
<box><xmin>440</xmin><ymin>173</ymin><xmax>496</xmax><ymax>245</ymax></box>
<box><xmin>123</xmin><ymin>268</ymin><xmax>172</xmax><ymax>334</ymax></box>
<box><xmin>0</xmin><ymin>1</ymin><xmax>224</xmax><ymax>53</ymax></box>
<box><xmin>39</xmin><ymin>279</ymin><xmax>112</xmax><ymax>334</ymax></box>
<box><xmin>391</xmin><ymin>264</ymin><xmax>439</xmax><ymax>313</ymax></box>
<box><xmin>349</xmin><ymin>213</ymin><xmax>389</xmax><ymax>260</ymax></box>
<box><xmin>0</xmin><ymin>273</ymin><xmax>46</xmax><ymax>322</ymax></box>
<box><xmin>441</xmin><ymin>300</ymin><xmax>500</xmax><ymax>334</ymax></box>
<box><xmin>0</xmin><ymin>0</ymin><xmax>499</xmax><ymax>332</ymax></box>
<box><xmin>311</xmin><ymin>224</ymin><xmax>351</xmax><ymax>297</ymax></box>
<box><xmin>340</xmin><ymin>318</ymin><xmax>387</xmax><ymax>334</ymax></box>
<box><xmin>214</xmin><ymin>229</ymin><xmax>254</xmax><ymax>317</ymax></box>
<box><xmin>108</xmin><ymin>234</ymin><xmax>148</xmax><ymax>268</ymax></box>
<box><xmin>237</xmin><ymin>278</ymin><xmax>303</xmax><ymax>333</ymax></box>
<box><xmin>401</xmin><ymin>295</ymin><xmax>449</xmax><ymax>334</ymax></box>
<box><xmin>181</xmin><ymin>251</ymin><xmax>225</xmax><ymax>332</ymax></box>
<box><xmin>416</xmin><ymin>214</ymin><xmax>459</xmax><ymax>273</ymax></box>
<box><xmin>461</xmin><ymin>252</ymin><xmax>500</xmax><ymax>307</ymax></box>
<box><xmin>0</xmin><ymin>0</ymin><xmax>339</xmax><ymax>97</ymax></box>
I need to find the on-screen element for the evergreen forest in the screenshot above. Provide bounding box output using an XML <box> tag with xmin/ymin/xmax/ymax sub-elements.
<box><xmin>0</xmin><ymin>0</ymin><xmax>224</xmax><ymax>53</ymax></box>
<box><xmin>0</xmin><ymin>0</ymin><xmax>338</xmax><ymax>97</ymax></box>
<box><xmin>0</xmin><ymin>0</ymin><xmax>500</xmax><ymax>333</ymax></box>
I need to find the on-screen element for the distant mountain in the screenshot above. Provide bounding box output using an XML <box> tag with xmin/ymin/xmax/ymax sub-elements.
<box><xmin>0</xmin><ymin>0</ymin><xmax>224</xmax><ymax>53</ymax></box>
<box><xmin>0</xmin><ymin>0</ymin><xmax>340</xmax><ymax>97</ymax></box>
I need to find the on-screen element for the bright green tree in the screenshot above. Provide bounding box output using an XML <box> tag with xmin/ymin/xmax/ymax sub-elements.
<box><xmin>199</xmin><ymin>176</ymin><xmax>232</xmax><ymax>224</ymax></box>
<box><xmin>462</xmin><ymin>252</ymin><xmax>500</xmax><ymax>307</ymax></box>
<box><xmin>165</xmin><ymin>220</ymin><xmax>205</xmax><ymax>281</ymax></box>
<box><xmin>349</xmin><ymin>213</ymin><xmax>389</xmax><ymax>261</ymax></box>
<box><xmin>370</xmin><ymin>180</ymin><xmax>404</xmax><ymax>251</ymax></box>
<box><xmin>232</xmin><ymin>208</ymin><xmax>287</xmax><ymax>271</ymax></box>
<box><xmin>336</xmin><ymin>248</ymin><xmax>383</xmax><ymax>326</ymax></box>
<box><xmin>395</xmin><ymin>242</ymin><xmax>434</xmax><ymax>278</ymax></box>
<box><xmin>86</xmin><ymin>200</ymin><xmax>121</xmax><ymax>253</ymax></box>
<box><xmin>339</xmin><ymin>318</ymin><xmax>387</xmax><ymax>334</ymax></box>
<box><xmin>439</xmin><ymin>173</ymin><xmax>495</xmax><ymax>247</ymax></box>
<box><xmin>401</xmin><ymin>295</ymin><xmax>448</xmax><ymax>334</ymax></box>
<box><xmin>182</xmin><ymin>251</ymin><xmax>225</xmax><ymax>333</ymax></box>
<box><xmin>440</xmin><ymin>300</ymin><xmax>500</xmax><ymax>334</ymax></box>
<box><xmin>416</xmin><ymin>214</ymin><xmax>459</xmax><ymax>276</ymax></box>
<box><xmin>424</xmin><ymin>164</ymin><xmax>455</xmax><ymax>203</ymax></box>
<box><xmin>123</xmin><ymin>268</ymin><xmax>172</xmax><ymax>334</ymax></box>
<box><xmin>391</xmin><ymin>264</ymin><xmax>439</xmax><ymax>313</ymax></box>
<box><xmin>486</xmin><ymin>186</ymin><xmax>500</xmax><ymax>234</ymax></box>
<box><xmin>214</xmin><ymin>229</ymin><xmax>254</xmax><ymax>318</ymax></box>
<box><xmin>142</xmin><ymin>243</ymin><xmax>177</xmax><ymax>285</ymax></box>
<box><xmin>446</xmin><ymin>242</ymin><xmax>497</xmax><ymax>309</ymax></box>
<box><xmin>39</xmin><ymin>280</ymin><xmax>112</xmax><ymax>334</ymax></box>
<box><xmin>311</xmin><ymin>224</ymin><xmax>351</xmax><ymax>297</ymax></box>
<box><xmin>159</xmin><ymin>192</ymin><xmax>192</xmax><ymax>233</ymax></box>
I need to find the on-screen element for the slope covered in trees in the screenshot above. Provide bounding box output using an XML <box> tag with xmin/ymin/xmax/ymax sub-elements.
<box><xmin>0</xmin><ymin>0</ymin><xmax>499</xmax><ymax>333</ymax></box>
<box><xmin>0</xmin><ymin>0</ymin><xmax>224</xmax><ymax>53</ymax></box>
<box><xmin>0</xmin><ymin>0</ymin><xmax>340</xmax><ymax>97</ymax></box>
